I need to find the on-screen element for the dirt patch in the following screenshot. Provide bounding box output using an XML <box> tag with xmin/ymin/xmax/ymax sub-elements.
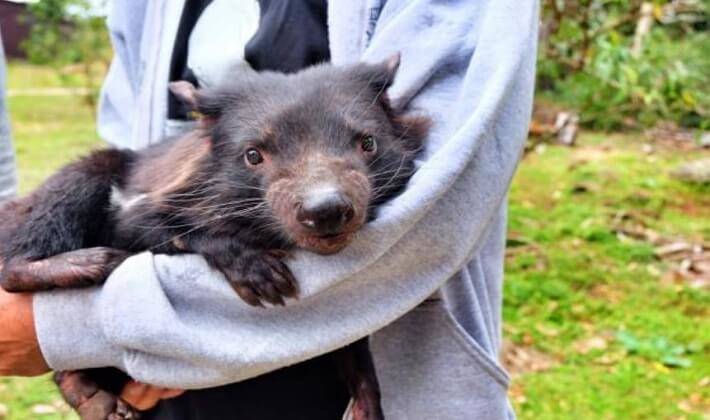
<box><xmin>570</xmin><ymin>145</ymin><xmax>616</xmax><ymax>163</ymax></box>
<box><xmin>645</xmin><ymin>122</ymin><xmax>707</xmax><ymax>152</ymax></box>
<box><xmin>674</xmin><ymin>200</ymin><xmax>708</xmax><ymax>217</ymax></box>
<box><xmin>655</xmin><ymin>241</ymin><xmax>710</xmax><ymax>290</ymax></box>
<box><xmin>588</xmin><ymin>283</ymin><xmax>625</xmax><ymax>304</ymax></box>
<box><xmin>572</xmin><ymin>334</ymin><xmax>611</xmax><ymax>354</ymax></box>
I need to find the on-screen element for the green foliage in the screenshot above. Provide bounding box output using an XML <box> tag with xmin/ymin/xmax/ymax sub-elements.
<box><xmin>539</xmin><ymin>0</ymin><xmax>709</xmax><ymax>129</ymax></box>
<box><xmin>616</xmin><ymin>330</ymin><xmax>699</xmax><ymax>368</ymax></box>
<box><xmin>0</xmin><ymin>375</ymin><xmax>73</xmax><ymax>420</ymax></box>
<box><xmin>21</xmin><ymin>0</ymin><xmax>110</xmax><ymax>106</ymax></box>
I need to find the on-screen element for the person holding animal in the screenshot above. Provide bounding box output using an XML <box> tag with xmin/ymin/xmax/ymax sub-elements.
<box><xmin>0</xmin><ymin>1</ymin><xmax>539</xmax><ymax>419</ymax></box>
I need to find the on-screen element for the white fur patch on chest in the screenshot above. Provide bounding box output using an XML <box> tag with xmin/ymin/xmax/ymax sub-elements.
<box><xmin>110</xmin><ymin>187</ymin><xmax>147</xmax><ymax>212</ymax></box>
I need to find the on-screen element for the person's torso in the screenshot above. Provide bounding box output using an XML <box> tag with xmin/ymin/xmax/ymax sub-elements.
<box><xmin>139</xmin><ymin>2</ymin><xmax>346</xmax><ymax>418</ymax></box>
<box><xmin>105</xmin><ymin>0</ymin><xmax>516</xmax><ymax>418</ymax></box>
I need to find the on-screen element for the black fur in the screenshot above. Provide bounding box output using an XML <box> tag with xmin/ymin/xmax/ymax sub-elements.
<box><xmin>0</xmin><ymin>60</ymin><xmax>429</xmax><ymax>420</ymax></box>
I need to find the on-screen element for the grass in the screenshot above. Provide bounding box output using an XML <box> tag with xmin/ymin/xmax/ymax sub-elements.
<box><xmin>505</xmin><ymin>137</ymin><xmax>709</xmax><ymax>419</ymax></box>
<box><xmin>1</xmin><ymin>62</ymin><xmax>708</xmax><ymax>419</ymax></box>
<box><xmin>6</xmin><ymin>61</ymin><xmax>104</xmax><ymax>91</ymax></box>
<box><xmin>10</xmin><ymin>94</ymin><xmax>105</xmax><ymax>193</ymax></box>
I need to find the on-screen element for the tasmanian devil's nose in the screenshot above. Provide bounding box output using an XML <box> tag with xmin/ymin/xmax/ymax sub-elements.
<box><xmin>297</xmin><ymin>191</ymin><xmax>355</xmax><ymax>235</ymax></box>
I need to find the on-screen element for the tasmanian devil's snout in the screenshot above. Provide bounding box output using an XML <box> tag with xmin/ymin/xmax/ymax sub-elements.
<box><xmin>296</xmin><ymin>187</ymin><xmax>355</xmax><ymax>235</ymax></box>
<box><xmin>264</xmin><ymin>147</ymin><xmax>373</xmax><ymax>255</ymax></box>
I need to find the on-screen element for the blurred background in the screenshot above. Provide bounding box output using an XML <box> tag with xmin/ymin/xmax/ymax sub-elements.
<box><xmin>0</xmin><ymin>0</ymin><xmax>707</xmax><ymax>418</ymax></box>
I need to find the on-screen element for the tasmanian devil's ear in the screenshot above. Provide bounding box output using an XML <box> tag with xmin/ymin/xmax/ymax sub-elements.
<box><xmin>169</xmin><ymin>81</ymin><xmax>199</xmax><ymax>110</ymax></box>
<box><xmin>374</xmin><ymin>53</ymin><xmax>401</xmax><ymax>92</ymax></box>
<box><xmin>169</xmin><ymin>81</ymin><xmax>227</xmax><ymax>121</ymax></box>
<box><xmin>355</xmin><ymin>53</ymin><xmax>401</xmax><ymax>98</ymax></box>
<box><xmin>355</xmin><ymin>53</ymin><xmax>430</xmax><ymax>152</ymax></box>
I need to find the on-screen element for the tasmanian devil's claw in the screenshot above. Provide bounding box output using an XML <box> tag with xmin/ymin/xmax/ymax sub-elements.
<box><xmin>225</xmin><ymin>251</ymin><xmax>299</xmax><ymax>307</ymax></box>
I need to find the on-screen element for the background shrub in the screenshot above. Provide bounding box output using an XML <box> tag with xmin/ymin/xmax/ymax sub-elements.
<box><xmin>538</xmin><ymin>0</ymin><xmax>708</xmax><ymax>130</ymax></box>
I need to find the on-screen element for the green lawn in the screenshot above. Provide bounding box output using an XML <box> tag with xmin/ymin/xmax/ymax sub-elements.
<box><xmin>0</xmin><ymin>62</ymin><xmax>708</xmax><ymax>419</ymax></box>
<box><xmin>505</xmin><ymin>136</ymin><xmax>709</xmax><ymax>419</ymax></box>
<box><xmin>10</xmin><ymin>94</ymin><xmax>105</xmax><ymax>194</ymax></box>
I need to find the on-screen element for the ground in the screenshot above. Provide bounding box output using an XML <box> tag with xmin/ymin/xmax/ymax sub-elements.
<box><xmin>0</xmin><ymin>62</ymin><xmax>708</xmax><ymax>419</ymax></box>
<box><xmin>505</xmin><ymin>135</ymin><xmax>709</xmax><ymax>419</ymax></box>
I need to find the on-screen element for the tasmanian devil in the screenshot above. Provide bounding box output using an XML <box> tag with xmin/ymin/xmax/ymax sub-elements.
<box><xmin>0</xmin><ymin>55</ymin><xmax>429</xmax><ymax>420</ymax></box>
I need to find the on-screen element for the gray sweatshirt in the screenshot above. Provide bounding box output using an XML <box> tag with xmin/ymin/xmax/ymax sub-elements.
<box><xmin>34</xmin><ymin>1</ymin><xmax>539</xmax><ymax>418</ymax></box>
<box><xmin>0</xmin><ymin>34</ymin><xmax>16</xmax><ymax>202</ymax></box>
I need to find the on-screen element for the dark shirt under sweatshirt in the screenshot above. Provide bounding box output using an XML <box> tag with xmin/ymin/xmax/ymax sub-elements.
<box><xmin>146</xmin><ymin>1</ymin><xmax>344</xmax><ymax>419</ymax></box>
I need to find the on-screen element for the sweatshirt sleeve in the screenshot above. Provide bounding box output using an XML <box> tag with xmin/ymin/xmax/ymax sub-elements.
<box><xmin>95</xmin><ymin>0</ymin><xmax>145</xmax><ymax>147</ymax></box>
<box><xmin>34</xmin><ymin>0</ymin><xmax>539</xmax><ymax>388</ymax></box>
<box><xmin>0</xmin><ymin>35</ymin><xmax>16</xmax><ymax>203</ymax></box>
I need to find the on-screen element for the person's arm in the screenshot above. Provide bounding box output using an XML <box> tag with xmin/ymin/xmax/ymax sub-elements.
<box><xmin>31</xmin><ymin>0</ymin><xmax>538</xmax><ymax>388</ymax></box>
<box><xmin>0</xmin><ymin>289</ymin><xmax>46</xmax><ymax>376</ymax></box>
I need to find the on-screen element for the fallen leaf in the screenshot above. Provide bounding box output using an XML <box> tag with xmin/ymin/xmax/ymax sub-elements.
<box><xmin>644</xmin><ymin>122</ymin><xmax>699</xmax><ymax>152</ymax></box>
<box><xmin>508</xmin><ymin>382</ymin><xmax>527</xmax><ymax>405</ymax></box>
<box><xmin>688</xmin><ymin>393</ymin><xmax>703</xmax><ymax>405</ymax></box>
<box><xmin>501</xmin><ymin>340</ymin><xmax>558</xmax><ymax>377</ymax></box>
<box><xmin>571</xmin><ymin>146</ymin><xmax>614</xmax><ymax>164</ymax></box>
<box><xmin>695</xmin><ymin>260</ymin><xmax>710</xmax><ymax>273</ymax></box>
<box><xmin>646</xmin><ymin>265</ymin><xmax>662</xmax><ymax>277</ymax></box>
<box><xmin>661</xmin><ymin>263</ymin><xmax>710</xmax><ymax>290</ymax></box>
<box><xmin>677</xmin><ymin>400</ymin><xmax>693</xmax><ymax>413</ymax></box>
<box><xmin>594</xmin><ymin>350</ymin><xmax>626</xmax><ymax>366</ymax></box>
<box><xmin>670</xmin><ymin>158</ymin><xmax>710</xmax><ymax>183</ymax></box>
<box><xmin>655</xmin><ymin>242</ymin><xmax>694</xmax><ymax>258</ymax></box>
<box><xmin>51</xmin><ymin>400</ymin><xmax>71</xmax><ymax>414</ymax></box>
<box><xmin>535</xmin><ymin>324</ymin><xmax>560</xmax><ymax>337</ymax></box>
<box><xmin>573</xmin><ymin>336</ymin><xmax>609</xmax><ymax>354</ymax></box>
<box><xmin>31</xmin><ymin>404</ymin><xmax>57</xmax><ymax>415</ymax></box>
<box><xmin>588</xmin><ymin>284</ymin><xmax>624</xmax><ymax>304</ymax></box>
<box><xmin>701</xmin><ymin>132</ymin><xmax>710</xmax><ymax>148</ymax></box>
<box><xmin>676</xmin><ymin>392</ymin><xmax>710</xmax><ymax>416</ymax></box>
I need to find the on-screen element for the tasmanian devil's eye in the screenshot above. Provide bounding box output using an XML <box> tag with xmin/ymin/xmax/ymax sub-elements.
<box><xmin>360</xmin><ymin>136</ymin><xmax>377</xmax><ymax>153</ymax></box>
<box><xmin>245</xmin><ymin>148</ymin><xmax>264</xmax><ymax>165</ymax></box>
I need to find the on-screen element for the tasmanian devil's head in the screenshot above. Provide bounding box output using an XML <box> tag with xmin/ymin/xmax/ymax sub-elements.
<box><xmin>171</xmin><ymin>55</ymin><xmax>430</xmax><ymax>254</ymax></box>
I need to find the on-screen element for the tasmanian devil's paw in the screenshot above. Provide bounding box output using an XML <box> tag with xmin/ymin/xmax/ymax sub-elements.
<box><xmin>106</xmin><ymin>398</ymin><xmax>140</xmax><ymax>420</ymax></box>
<box><xmin>63</xmin><ymin>247</ymin><xmax>131</xmax><ymax>284</ymax></box>
<box><xmin>0</xmin><ymin>247</ymin><xmax>130</xmax><ymax>292</ymax></box>
<box><xmin>55</xmin><ymin>370</ymin><xmax>140</xmax><ymax>420</ymax></box>
<box><xmin>225</xmin><ymin>251</ymin><xmax>299</xmax><ymax>307</ymax></box>
<box><xmin>79</xmin><ymin>391</ymin><xmax>139</xmax><ymax>420</ymax></box>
